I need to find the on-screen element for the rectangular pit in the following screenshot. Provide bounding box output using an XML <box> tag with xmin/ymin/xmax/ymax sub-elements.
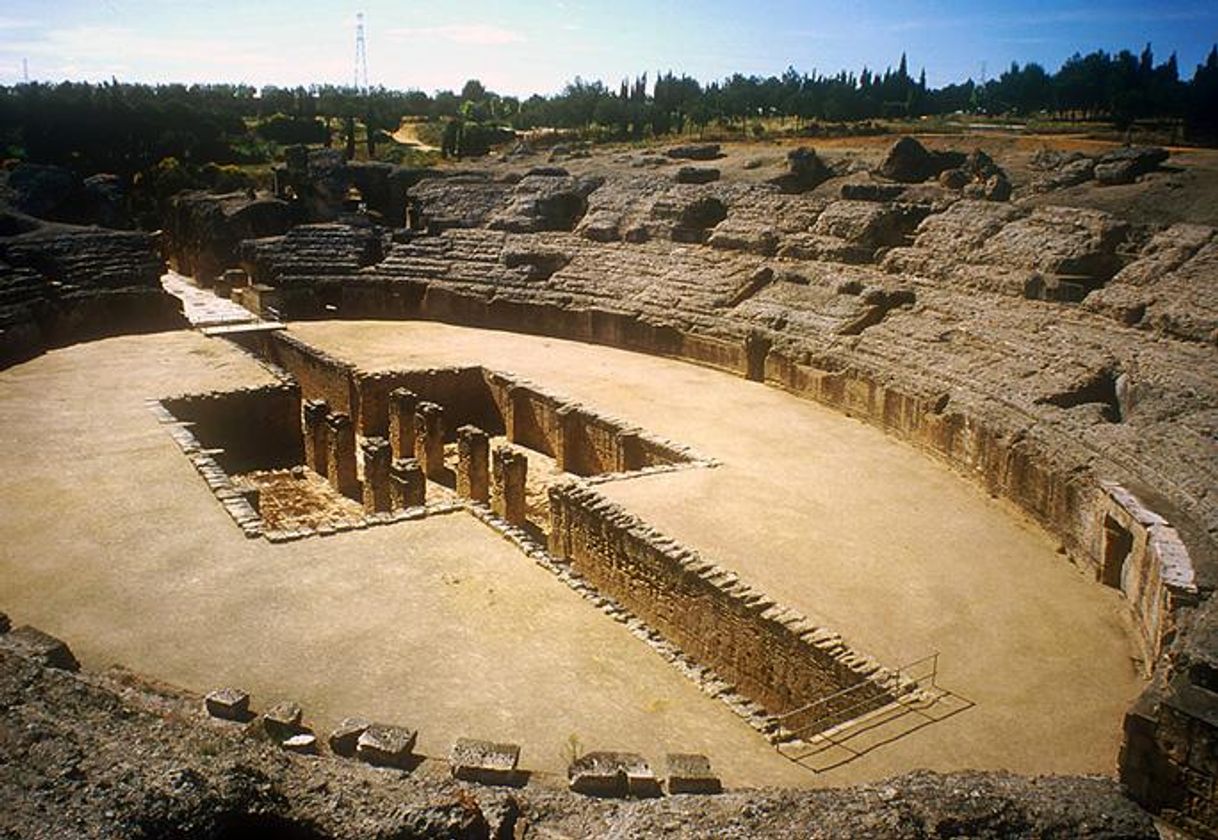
<box><xmin>157</xmin><ymin>339</ymin><xmax>713</xmax><ymax>541</ymax></box>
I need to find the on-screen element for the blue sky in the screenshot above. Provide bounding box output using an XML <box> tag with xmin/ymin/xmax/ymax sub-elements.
<box><xmin>1</xmin><ymin>0</ymin><xmax>1215</xmax><ymax>95</ymax></box>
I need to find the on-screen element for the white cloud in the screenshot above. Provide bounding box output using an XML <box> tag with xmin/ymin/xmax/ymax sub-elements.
<box><xmin>0</xmin><ymin>24</ymin><xmax>350</xmax><ymax>85</ymax></box>
<box><xmin>385</xmin><ymin>24</ymin><xmax>525</xmax><ymax>46</ymax></box>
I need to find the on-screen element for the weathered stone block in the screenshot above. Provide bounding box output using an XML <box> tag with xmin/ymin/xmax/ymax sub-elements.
<box><xmin>568</xmin><ymin>751</ymin><xmax>659</xmax><ymax>798</ymax></box>
<box><xmin>328</xmin><ymin>716</ymin><xmax>372</xmax><ymax>757</ymax></box>
<box><xmin>554</xmin><ymin>405</ymin><xmax>578</xmax><ymax>473</ymax></box>
<box><xmin>449</xmin><ymin>737</ymin><xmax>521</xmax><ymax>785</ymax></box>
<box><xmin>390</xmin><ymin>458</ymin><xmax>426</xmax><ymax>509</ymax></box>
<box><xmin>361</xmin><ymin>436</ymin><xmax>393</xmax><ymax>513</ymax></box>
<box><xmin>665</xmin><ymin>753</ymin><xmax>722</xmax><ymax>794</ymax></box>
<box><xmin>263</xmin><ymin>700</ymin><xmax>304</xmax><ymax>740</ymax></box>
<box><xmin>388</xmin><ymin>388</ymin><xmax>419</xmax><ymax>461</ymax></box>
<box><xmin>204</xmin><ymin>687</ymin><xmax>251</xmax><ymax>721</ymax></box>
<box><xmin>302</xmin><ymin>399</ymin><xmax>330</xmax><ymax>476</ymax></box>
<box><xmin>2</xmin><ymin>625</ymin><xmax>80</xmax><ymax>671</ymax></box>
<box><xmin>325</xmin><ymin>412</ymin><xmax>359</xmax><ymax>499</ymax></box>
<box><xmin>356</xmin><ymin>724</ymin><xmax>418</xmax><ymax>768</ymax></box>
<box><xmin>492</xmin><ymin>446</ymin><xmax>528</xmax><ymax>525</ymax></box>
<box><xmin>413</xmin><ymin>401</ymin><xmax>446</xmax><ymax>481</ymax></box>
<box><xmin>456</xmin><ymin>425</ymin><xmax>490</xmax><ymax>502</ymax></box>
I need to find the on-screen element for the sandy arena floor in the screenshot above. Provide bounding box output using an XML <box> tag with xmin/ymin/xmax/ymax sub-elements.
<box><xmin>0</xmin><ymin>323</ymin><xmax>1145</xmax><ymax>788</ymax></box>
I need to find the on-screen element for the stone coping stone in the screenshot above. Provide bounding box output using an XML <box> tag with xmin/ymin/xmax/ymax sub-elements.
<box><xmin>1</xmin><ymin>626</ymin><xmax>80</xmax><ymax>671</ymax></box>
<box><xmin>204</xmin><ymin>687</ymin><xmax>251</xmax><ymax>722</ymax></box>
<box><xmin>329</xmin><ymin>717</ymin><xmax>372</xmax><ymax>757</ymax></box>
<box><xmin>263</xmin><ymin>701</ymin><xmax>304</xmax><ymax>740</ymax></box>
<box><xmin>665</xmin><ymin>753</ymin><xmax>722</xmax><ymax>794</ymax></box>
<box><xmin>450</xmin><ymin>737</ymin><xmax>522</xmax><ymax>785</ymax></box>
<box><xmin>568</xmin><ymin>751</ymin><xmax>660</xmax><ymax>798</ymax></box>
<box><xmin>356</xmin><ymin>724</ymin><xmax>418</xmax><ymax>768</ymax></box>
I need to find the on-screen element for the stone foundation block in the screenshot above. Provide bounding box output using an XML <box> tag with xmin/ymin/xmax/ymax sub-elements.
<box><xmin>388</xmin><ymin>388</ymin><xmax>419</xmax><ymax>461</ymax></box>
<box><xmin>361</xmin><ymin>436</ymin><xmax>393</xmax><ymax>513</ymax></box>
<box><xmin>302</xmin><ymin>399</ymin><xmax>330</xmax><ymax>476</ymax></box>
<box><xmin>204</xmin><ymin>687</ymin><xmax>251</xmax><ymax>721</ymax></box>
<box><xmin>568</xmin><ymin>751</ymin><xmax>659</xmax><ymax>798</ymax></box>
<box><xmin>357</xmin><ymin>724</ymin><xmax>418</xmax><ymax>768</ymax></box>
<box><xmin>456</xmin><ymin>425</ymin><xmax>490</xmax><ymax>502</ymax></box>
<box><xmin>263</xmin><ymin>701</ymin><xmax>304</xmax><ymax>741</ymax></box>
<box><xmin>450</xmin><ymin>737</ymin><xmax>521</xmax><ymax>785</ymax></box>
<box><xmin>665</xmin><ymin>753</ymin><xmax>722</xmax><ymax>794</ymax></box>
<box><xmin>390</xmin><ymin>458</ymin><xmax>426</xmax><ymax>509</ymax></box>
<box><xmin>413</xmin><ymin>402</ymin><xmax>446</xmax><ymax>481</ymax></box>
<box><xmin>492</xmin><ymin>446</ymin><xmax>528</xmax><ymax>525</ymax></box>
<box><xmin>325</xmin><ymin>412</ymin><xmax>359</xmax><ymax>499</ymax></box>
<box><xmin>328</xmin><ymin>717</ymin><xmax>372</xmax><ymax>757</ymax></box>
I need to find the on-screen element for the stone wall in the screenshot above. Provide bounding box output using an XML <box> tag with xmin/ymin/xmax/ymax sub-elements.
<box><xmin>481</xmin><ymin>370</ymin><xmax>703</xmax><ymax>477</ymax></box>
<box><xmin>760</xmin><ymin>348</ymin><xmax>1199</xmax><ymax>669</ymax></box>
<box><xmin>1</xmin><ymin>214</ymin><xmax>184</xmax><ymax>369</ymax></box>
<box><xmin>242</xmin><ymin>332</ymin><xmax>357</xmax><ymax>419</ymax></box>
<box><xmin>354</xmin><ymin>366</ymin><xmax>499</xmax><ymax>439</ymax></box>
<box><xmin>547</xmin><ymin>481</ymin><xmax>909</xmax><ymax>735</ymax></box>
<box><xmin>236</xmin><ymin>342</ymin><xmax>705</xmax><ymax>483</ymax></box>
<box><xmin>1121</xmin><ymin>661</ymin><xmax>1218</xmax><ymax>831</ymax></box>
<box><xmin>160</xmin><ymin>383</ymin><xmax>303</xmax><ymax>475</ymax></box>
<box><xmin>1096</xmin><ymin>482</ymin><xmax>1200</xmax><ymax>665</ymax></box>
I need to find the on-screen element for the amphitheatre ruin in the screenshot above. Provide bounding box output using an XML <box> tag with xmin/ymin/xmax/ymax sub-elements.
<box><xmin>1</xmin><ymin>129</ymin><xmax>1215</xmax><ymax>837</ymax></box>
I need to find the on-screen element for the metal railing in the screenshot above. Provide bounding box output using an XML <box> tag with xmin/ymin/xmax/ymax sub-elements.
<box><xmin>774</xmin><ymin>652</ymin><xmax>940</xmax><ymax>743</ymax></box>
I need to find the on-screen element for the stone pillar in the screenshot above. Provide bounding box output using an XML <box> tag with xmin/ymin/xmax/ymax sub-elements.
<box><xmin>388</xmin><ymin>388</ymin><xmax>419</xmax><ymax>461</ymax></box>
<box><xmin>390</xmin><ymin>458</ymin><xmax>426</xmax><ymax>509</ymax></box>
<box><xmin>456</xmin><ymin>426</ymin><xmax>490</xmax><ymax>502</ymax></box>
<box><xmin>326</xmin><ymin>412</ymin><xmax>359</xmax><ymax>500</ymax></box>
<box><xmin>504</xmin><ymin>386</ymin><xmax>523</xmax><ymax>444</ymax></box>
<box><xmin>303</xmin><ymin>399</ymin><xmax>330</xmax><ymax>475</ymax></box>
<box><xmin>744</xmin><ymin>331</ymin><xmax>771</xmax><ymax>382</ymax></box>
<box><xmin>616</xmin><ymin>430</ymin><xmax>640</xmax><ymax>472</ymax></box>
<box><xmin>554</xmin><ymin>405</ymin><xmax>579</xmax><ymax>473</ymax></box>
<box><xmin>414</xmin><ymin>401</ymin><xmax>445</xmax><ymax>481</ymax></box>
<box><xmin>361</xmin><ymin>437</ymin><xmax>392</xmax><ymax>513</ymax></box>
<box><xmin>492</xmin><ymin>446</ymin><xmax>528</xmax><ymax>525</ymax></box>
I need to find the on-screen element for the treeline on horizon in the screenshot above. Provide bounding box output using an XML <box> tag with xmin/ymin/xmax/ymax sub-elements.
<box><xmin>2</xmin><ymin>42</ymin><xmax>1217</xmax><ymax>179</ymax></box>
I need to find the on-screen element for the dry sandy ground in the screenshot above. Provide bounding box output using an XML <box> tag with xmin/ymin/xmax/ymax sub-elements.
<box><xmin>0</xmin><ymin>323</ymin><xmax>1145</xmax><ymax>790</ymax></box>
<box><xmin>289</xmin><ymin>320</ymin><xmax>1146</xmax><ymax>781</ymax></box>
<box><xmin>0</xmin><ymin>332</ymin><xmax>814</xmax><ymax>788</ymax></box>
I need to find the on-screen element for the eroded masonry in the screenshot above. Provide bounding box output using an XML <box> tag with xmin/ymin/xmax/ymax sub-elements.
<box><xmin>1</xmin><ymin>135</ymin><xmax>1216</xmax><ymax>836</ymax></box>
<box><xmin>154</xmin><ymin>328</ymin><xmax>910</xmax><ymax>749</ymax></box>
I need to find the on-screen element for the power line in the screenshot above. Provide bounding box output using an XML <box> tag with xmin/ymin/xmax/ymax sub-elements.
<box><xmin>354</xmin><ymin>12</ymin><xmax>369</xmax><ymax>92</ymax></box>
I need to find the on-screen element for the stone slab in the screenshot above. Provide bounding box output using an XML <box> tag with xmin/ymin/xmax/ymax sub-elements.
<box><xmin>356</xmin><ymin>724</ymin><xmax>418</xmax><ymax>768</ymax></box>
<box><xmin>204</xmin><ymin>687</ymin><xmax>251</xmax><ymax>721</ymax></box>
<box><xmin>450</xmin><ymin>737</ymin><xmax>522</xmax><ymax>785</ymax></box>
<box><xmin>665</xmin><ymin>753</ymin><xmax>722</xmax><ymax>794</ymax></box>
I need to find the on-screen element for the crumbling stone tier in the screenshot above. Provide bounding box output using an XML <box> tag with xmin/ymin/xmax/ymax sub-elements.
<box><xmin>3</xmin><ymin>136</ymin><xmax>1217</xmax><ymax>834</ymax></box>
<box><xmin>196</xmin><ymin>144</ymin><xmax>1217</xmax><ymax>830</ymax></box>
